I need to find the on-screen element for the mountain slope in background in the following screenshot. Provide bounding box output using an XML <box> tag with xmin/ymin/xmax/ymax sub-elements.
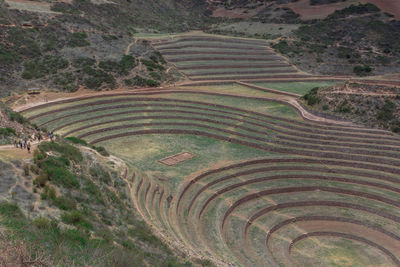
<box><xmin>0</xmin><ymin>0</ymin><xmax>211</xmax><ymax>97</ymax></box>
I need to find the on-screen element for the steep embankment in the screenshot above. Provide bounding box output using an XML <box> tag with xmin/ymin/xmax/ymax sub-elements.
<box><xmin>0</xmin><ymin>138</ymin><xmax>191</xmax><ymax>266</ymax></box>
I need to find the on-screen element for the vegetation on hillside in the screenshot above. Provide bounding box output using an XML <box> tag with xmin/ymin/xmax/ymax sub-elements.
<box><xmin>0</xmin><ymin>138</ymin><xmax>194</xmax><ymax>266</ymax></box>
<box><xmin>0</xmin><ymin>102</ymin><xmax>38</xmax><ymax>144</ymax></box>
<box><xmin>272</xmin><ymin>3</ymin><xmax>400</xmax><ymax>75</ymax></box>
<box><xmin>302</xmin><ymin>83</ymin><xmax>400</xmax><ymax>132</ymax></box>
<box><xmin>0</xmin><ymin>0</ymin><xmax>207</xmax><ymax>96</ymax></box>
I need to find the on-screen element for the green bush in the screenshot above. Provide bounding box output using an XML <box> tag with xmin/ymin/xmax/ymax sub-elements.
<box><xmin>102</xmin><ymin>34</ymin><xmax>119</xmax><ymax>41</ymax></box>
<box><xmin>99</xmin><ymin>55</ymin><xmax>136</xmax><ymax>76</ymax></box>
<box><xmin>125</xmin><ymin>75</ymin><xmax>146</xmax><ymax>87</ymax></box>
<box><xmin>119</xmin><ymin>55</ymin><xmax>137</xmax><ymax>74</ymax></box>
<box><xmin>53</xmin><ymin>72</ymin><xmax>78</xmax><ymax>91</ymax></box>
<box><xmin>124</xmin><ymin>75</ymin><xmax>160</xmax><ymax>87</ymax></box>
<box><xmin>8</xmin><ymin>111</ymin><xmax>26</xmax><ymax>124</ymax></box>
<box><xmin>0</xmin><ymin>201</ymin><xmax>23</xmax><ymax>218</ymax></box>
<box><xmin>83</xmin><ymin>66</ymin><xmax>116</xmax><ymax>90</ymax></box>
<box><xmin>353</xmin><ymin>65</ymin><xmax>373</xmax><ymax>76</ymax></box>
<box><xmin>392</xmin><ymin>122</ymin><xmax>400</xmax><ymax>133</ymax></box>
<box><xmin>39</xmin><ymin>141</ymin><xmax>83</xmax><ymax>162</ymax></box>
<box><xmin>336</xmin><ymin>100</ymin><xmax>352</xmax><ymax>113</ymax></box>
<box><xmin>66</xmin><ymin>137</ymin><xmax>88</xmax><ymax>145</ymax></box>
<box><xmin>22</xmin><ymin>55</ymin><xmax>69</xmax><ymax>80</ymax></box>
<box><xmin>272</xmin><ymin>40</ymin><xmax>291</xmax><ymax>54</ymax></box>
<box><xmin>0</xmin><ymin>45</ymin><xmax>18</xmax><ymax>64</ymax></box>
<box><xmin>53</xmin><ymin>195</ymin><xmax>77</xmax><ymax>210</ymax></box>
<box><xmin>42</xmin><ymin>158</ymin><xmax>80</xmax><ymax>189</ymax></box>
<box><xmin>303</xmin><ymin>87</ymin><xmax>320</xmax><ymax>106</ymax></box>
<box><xmin>83</xmin><ymin>179</ymin><xmax>104</xmax><ymax>204</ymax></box>
<box><xmin>141</xmin><ymin>59</ymin><xmax>164</xmax><ymax>71</ymax></box>
<box><xmin>41</xmin><ymin>185</ymin><xmax>57</xmax><ymax>200</ymax></box>
<box><xmin>72</xmin><ymin>57</ymin><xmax>96</xmax><ymax>68</ymax></box>
<box><xmin>153</xmin><ymin>51</ymin><xmax>166</xmax><ymax>64</ymax></box>
<box><xmin>62</xmin><ymin>228</ymin><xmax>89</xmax><ymax>246</ymax></box>
<box><xmin>377</xmin><ymin>100</ymin><xmax>395</xmax><ymax>121</ymax></box>
<box><xmin>145</xmin><ymin>79</ymin><xmax>160</xmax><ymax>87</ymax></box>
<box><xmin>310</xmin><ymin>0</ymin><xmax>346</xmax><ymax>5</ymax></box>
<box><xmin>61</xmin><ymin>210</ymin><xmax>93</xmax><ymax>230</ymax></box>
<box><xmin>0</xmin><ymin>127</ymin><xmax>16</xmax><ymax>136</ymax></box>
<box><xmin>327</xmin><ymin>3</ymin><xmax>380</xmax><ymax>19</ymax></box>
<box><xmin>33</xmin><ymin>217</ymin><xmax>51</xmax><ymax>230</ymax></box>
<box><xmin>149</xmin><ymin>71</ymin><xmax>161</xmax><ymax>80</ymax></box>
<box><xmin>98</xmin><ymin>60</ymin><xmax>120</xmax><ymax>73</ymax></box>
<box><xmin>68</xmin><ymin>32</ymin><xmax>90</xmax><ymax>47</ymax></box>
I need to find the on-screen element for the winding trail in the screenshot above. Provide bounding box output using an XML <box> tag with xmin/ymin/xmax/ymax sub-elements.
<box><xmin>125</xmin><ymin>38</ymin><xmax>137</xmax><ymax>55</ymax></box>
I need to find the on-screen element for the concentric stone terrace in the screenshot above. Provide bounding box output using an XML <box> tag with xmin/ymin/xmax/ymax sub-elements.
<box><xmin>21</xmin><ymin>85</ymin><xmax>400</xmax><ymax>265</ymax></box>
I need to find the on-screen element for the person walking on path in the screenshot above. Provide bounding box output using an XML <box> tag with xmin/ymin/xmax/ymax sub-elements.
<box><xmin>37</xmin><ymin>132</ymin><xmax>42</xmax><ymax>142</ymax></box>
<box><xmin>27</xmin><ymin>142</ymin><xmax>31</xmax><ymax>153</ymax></box>
<box><xmin>19</xmin><ymin>140</ymin><xmax>23</xmax><ymax>149</ymax></box>
<box><xmin>23</xmin><ymin>137</ymin><xmax>27</xmax><ymax>148</ymax></box>
<box><xmin>14</xmin><ymin>139</ymin><xmax>18</xmax><ymax>148</ymax></box>
<box><xmin>50</xmin><ymin>132</ymin><xmax>54</xmax><ymax>142</ymax></box>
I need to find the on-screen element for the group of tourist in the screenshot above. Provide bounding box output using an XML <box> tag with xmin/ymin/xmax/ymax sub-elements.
<box><xmin>14</xmin><ymin>138</ymin><xmax>32</xmax><ymax>153</ymax></box>
<box><xmin>13</xmin><ymin>131</ymin><xmax>54</xmax><ymax>153</ymax></box>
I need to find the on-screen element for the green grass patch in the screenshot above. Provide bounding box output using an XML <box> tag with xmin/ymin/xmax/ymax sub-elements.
<box><xmin>100</xmin><ymin>134</ymin><xmax>276</xmax><ymax>189</ymax></box>
<box><xmin>253</xmin><ymin>81</ymin><xmax>339</xmax><ymax>95</ymax></box>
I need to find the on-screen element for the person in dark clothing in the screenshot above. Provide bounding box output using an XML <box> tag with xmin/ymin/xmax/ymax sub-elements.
<box><xmin>27</xmin><ymin>142</ymin><xmax>31</xmax><ymax>153</ymax></box>
<box><xmin>19</xmin><ymin>140</ymin><xmax>23</xmax><ymax>149</ymax></box>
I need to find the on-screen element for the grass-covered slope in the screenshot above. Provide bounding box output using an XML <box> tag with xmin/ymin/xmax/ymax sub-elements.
<box><xmin>0</xmin><ymin>139</ymin><xmax>192</xmax><ymax>266</ymax></box>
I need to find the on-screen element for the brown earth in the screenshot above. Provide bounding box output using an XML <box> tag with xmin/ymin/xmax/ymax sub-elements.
<box><xmin>207</xmin><ymin>0</ymin><xmax>400</xmax><ymax>20</ymax></box>
<box><xmin>159</xmin><ymin>152</ymin><xmax>195</xmax><ymax>166</ymax></box>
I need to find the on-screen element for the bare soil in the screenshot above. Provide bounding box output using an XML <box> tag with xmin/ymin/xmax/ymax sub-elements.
<box><xmin>159</xmin><ymin>152</ymin><xmax>195</xmax><ymax>166</ymax></box>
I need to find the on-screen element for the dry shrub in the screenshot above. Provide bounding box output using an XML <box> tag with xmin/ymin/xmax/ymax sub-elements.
<box><xmin>22</xmin><ymin>164</ymin><xmax>29</xmax><ymax>176</ymax></box>
<box><xmin>0</xmin><ymin>233</ymin><xmax>50</xmax><ymax>267</ymax></box>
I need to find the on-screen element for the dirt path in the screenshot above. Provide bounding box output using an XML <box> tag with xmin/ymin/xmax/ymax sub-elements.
<box><xmin>286</xmin><ymin>98</ymin><xmax>354</xmax><ymax>126</ymax></box>
<box><xmin>236</xmin><ymin>81</ymin><xmax>355</xmax><ymax>126</ymax></box>
<box><xmin>0</xmin><ymin>138</ymin><xmax>49</xmax><ymax>151</ymax></box>
<box><xmin>329</xmin><ymin>91</ymin><xmax>398</xmax><ymax>96</ymax></box>
<box><xmin>125</xmin><ymin>38</ymin><xmax>137</xmax><ymax>55</ymax></box>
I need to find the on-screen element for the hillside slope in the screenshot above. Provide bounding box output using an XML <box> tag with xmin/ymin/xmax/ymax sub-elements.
<box><xmin>272</xmin><ymin>3</ymin><xmax>400</xmax><ymax>75</ymax></box>
<box><xmin>0</xmin><ymin>138</ymin><xmax>199</xmax><ymax>266</ymax></box>
<box><xmin>0</xmin><ymin>0</ymin><xmax>210</xmax><ymax>97</ymax></box>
